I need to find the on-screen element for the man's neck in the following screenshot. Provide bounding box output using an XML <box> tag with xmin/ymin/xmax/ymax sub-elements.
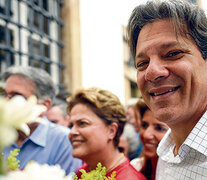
<box><xmin>16</xmin><ymin>122</ymin><xmax>39</xmax><ymax>147</ymax></box>
<box><xmin>169</xmin><ymin>108</ymin><xmax>207</xmax><ymax>156</ymax></box>
<box><xmin>171</xmin><ymin>118</ymin><xmax>201</xmax><ymax>156</ymax></box>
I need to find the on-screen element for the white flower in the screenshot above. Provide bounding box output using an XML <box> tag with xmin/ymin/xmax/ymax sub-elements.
<box><xmin>0</xmin><ymin>95</ymin><xmax>46</xmax><ymax>148</ymax></box>
<box><xmin>2</xmin><ymin>162</ymin><xmax>74</xmax><ymax>180</ymax></box>
<box><xmin>0</xmin><ymin>125</ymin><xmax>17</xmax><ymax>148</ymax></box>
<box><xmin>0</xmin><ymin>95</ymin><xmax>76</xmax><ymax>179</ymax></box>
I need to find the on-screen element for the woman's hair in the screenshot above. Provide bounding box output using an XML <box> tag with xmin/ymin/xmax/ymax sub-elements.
<box><xmin>67</xmin><ymin>87</ymin><xmax>126</xmax><ymax>147</ymax></box>
<box><xmin>134</xmin><ymin>98</ymin><xmax>149</xmax><ymax>119</ymax></box>
<box><xmin>134</xmin><ymin>100</ymin><xmax>156</xmax><ymax>179</ymax></box>
<box><xmin>127</xmin><ymin>0</ymin><xmax>207</xmax><ymax>62</ymax></box>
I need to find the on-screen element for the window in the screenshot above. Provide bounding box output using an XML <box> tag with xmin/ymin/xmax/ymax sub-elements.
<box><xmin>0</xmin><ymin>25</ymin><xmax>14</xmax><ymax>74</ymax></box>
<box><xmin>190</xmin><ymin>0</ymin><xmax>197</xmax><ymax>4</ymax></box>
<box><xmin>0</xmin><ymin>0</ymin><xmax>12</xmax><ymax>16</ymax></box>
<box><xmin>28</xmin><ymin>37</ymin><xmax>50</xmax><ymax>72</ymax></box>
<box><xmin>0</xmin><ymin>0</ymin><xmax>65</xmax><ymax>89</ymax></box>
<box><xmin>28</xmin><ymin>0</ymin><xmax>49</xmax><ymax>34</ymax></box>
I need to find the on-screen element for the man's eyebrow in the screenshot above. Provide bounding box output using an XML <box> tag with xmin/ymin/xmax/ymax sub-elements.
<box><xmin>159</xmin><ymin>42</ymin><xmax>183</xmax><ymax>50</ymax></box>
<box><xmin>136</xmin><ymin>41</ymin><xmax>185</xmax><ymax>59</ymax></box>
<box><xmin>136</xmin><ymin>52</ymin><xmax>144</xmax><ymax>59</ymax></box>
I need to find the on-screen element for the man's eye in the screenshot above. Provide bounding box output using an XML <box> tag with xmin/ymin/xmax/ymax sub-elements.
<box><xmin>11</xmin><ymin>94</ymin><xmax>26</xmax><ymax>99</ymax></box>
<box><xmin>5</xmin><ymin>93</ymin><xmax>26</xmax><ymax>100</ymax></box>
<box><xmin>51</xmin><ymin>120</ymin><xmax>58</xmax><ymax>124</ymax></box>
<box><xmin>68</xmin><ymin>123</ymin><xmax>73</xmax><ymax>129</ymax></box>
<box><xmin>136</xmin><ymin>61</ymin><xmax>149</xmax><ymax>69</ymax></box>
<box><xmin>166</xmin><ymin>50</ymin><xmax>184</xmax><ymax>58</ymax></box>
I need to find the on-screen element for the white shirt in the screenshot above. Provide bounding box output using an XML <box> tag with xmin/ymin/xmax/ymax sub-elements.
<box><xmin>130</xmin><ymin>157</ymin><xmax>145</xmax><ymax>172</ymax></box>
<box><xmin>156</xmin><ymin>111</ymin><xmax>207</xmax><ymax>180</ymax></box>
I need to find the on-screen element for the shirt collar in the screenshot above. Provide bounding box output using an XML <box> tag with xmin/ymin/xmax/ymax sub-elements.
<box><xmin>29</xmin><ymin>117</ymin><xmax>49</xmax><ymax>147</ymax></box>
<box><xmin>157</xmin><ymin>128</ymin><xmax>180</xmax><ymax>162</ymax></box>
<box><xmin>157</xmin><ymin>111</ymin><xmax>207</xmax><ymax>162</ymax></box>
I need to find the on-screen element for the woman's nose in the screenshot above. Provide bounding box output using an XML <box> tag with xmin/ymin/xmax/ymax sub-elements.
<box><xmin>143</xmin><ymin>127</ymin><xmax>154</xmax><ymax>140</ymax></box>
<box><xmin>69</xmin><ymin>126</ymin><xmax>79</xmax><ymax>140</ymax></box>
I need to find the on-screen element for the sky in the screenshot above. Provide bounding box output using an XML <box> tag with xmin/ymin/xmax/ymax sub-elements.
<box><xmin>80</xmin><ymin>0</ymin><xmax>147</xmax><ymax>102</ymax></box>
<box><xmin>79</xmin><ymin>0</ymin><xmax>207</xmax><ymax>103</ymax></box>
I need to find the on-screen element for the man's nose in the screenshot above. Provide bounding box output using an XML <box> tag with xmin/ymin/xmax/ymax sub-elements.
<box><xmin>145</xmin><ymin>57</ymin><xmax>169</xmax><ymax>82</ymax></box>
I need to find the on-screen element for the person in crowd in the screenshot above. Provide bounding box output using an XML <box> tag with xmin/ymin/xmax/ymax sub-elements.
<box><xmin>126</xmin><ymin>98</ymin><xmax>140</xmax><ymax>132</ymax></box>
<box><xmin>67</xmin><ymin>87</ymin><xmax>146</xmax><ymax>180</ymax></box>
<box><xmin>121</xmin><ymin>123</ymin><xmax>141</xmax><ymax>160</ymax></box>
<box><xmin>47</xmin><ymin>104</ymin><xmax>69</xmax><ymax>126</ymax></box>
<box><xmin>2</xmin><ymin>66</ymin><xmax>82</xmax><ymax>175</ymax></box>
<box><xmin>124</xmin><ymin>99</ymin><xmax>143</xmax><ymax>160</ymax></box>
<box><xmin>131</xmin><ymin>101</ymin><xmax>169</xmax><ymax>180</ymax></box>
<box><xmin>118</xmin><ymin>135</ymin><xmax>129</xmax><ymax>157</ymax></box>
<box><xmin>134</xmin><ymin>98</ymin><xmax>145</xmax><ymax>132</ymax></box>
<box><xmin>47</xmin><ymin>96</ymin><xmax>70</xmax><ymax>127</ymax></box>
<box><xmin>127</xmin><ymin>0</ymin><xmax>207</xmax><ymax>179</ymax></box>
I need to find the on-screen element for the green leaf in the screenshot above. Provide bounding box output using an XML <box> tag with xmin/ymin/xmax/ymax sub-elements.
<box><xmin>7</xmin><ymin>148</ymin><xmax>20</xmax><ymax>170</ymax></box>
<box><xmin>75</xmin><ymin>162</ymin><xmax>116</xmax><ymax>180</ymax></box>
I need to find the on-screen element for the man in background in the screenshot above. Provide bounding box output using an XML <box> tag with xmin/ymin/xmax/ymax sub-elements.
<box><xmin>122</xmin><ymin>99</ymin><xmax>143</xmax><ymax>160</ymax></box>
<box><xmin>2</xmin><ymin>66</ymin><xmax>82</xmax><ymax>175</ymax></box>
<box><xmin>47</xmin><ymin>94</ymin><xmax>70</xmax><ymax>127</ymax></box>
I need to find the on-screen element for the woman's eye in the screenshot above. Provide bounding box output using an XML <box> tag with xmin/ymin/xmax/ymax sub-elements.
<box><xmin>141</xmin><ymin>122</ymin><xmax>148</xmax><ymax>129</ymax></box>
<box><xmin>155</xmin><ymin>124</ymin><xmax>167</xmax><ymax>132</ymax></box>
<box><xmin>79</xmin><ymin>121</ymin><xmax>88</xmax><ymax>127</ymax></box>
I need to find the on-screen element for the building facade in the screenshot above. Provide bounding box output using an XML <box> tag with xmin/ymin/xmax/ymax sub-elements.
<box><xmin>0</xmin><ymin>0</ymin><xmax>65</xmax><ymax>90</ymax></box>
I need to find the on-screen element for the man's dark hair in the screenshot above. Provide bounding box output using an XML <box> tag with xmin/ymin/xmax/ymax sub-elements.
<box><xmin>127</xmin><ymin>0</ymin><xmax>207</xmax><ymax>63</ymax></box>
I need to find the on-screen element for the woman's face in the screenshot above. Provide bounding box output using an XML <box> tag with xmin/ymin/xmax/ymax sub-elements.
<box><xmin>140</xmin><ymin>109</ymin><xmax>168</xmax><ymax>158</ymax></box>
<box><xmin>68</xmin><ymin>103</ymin><xmax>114</xmax><ymax>160</ymax></box>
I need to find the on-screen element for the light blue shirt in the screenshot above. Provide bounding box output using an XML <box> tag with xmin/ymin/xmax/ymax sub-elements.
<box><xmin>3</xmin><ymin>117</ymin><xmax>82</xmax><ymax>175</ymax></box>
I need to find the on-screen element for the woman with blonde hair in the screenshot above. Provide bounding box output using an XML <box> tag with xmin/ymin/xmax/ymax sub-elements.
<box><xmin>67</xmin><ymin>87</ymin><xmax>146</xmax><ymax>180</ymax></box>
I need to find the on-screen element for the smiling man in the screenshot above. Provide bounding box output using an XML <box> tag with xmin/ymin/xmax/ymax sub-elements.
<box><xmin>127</xmin><ymin>0</ymin><xmax>207</xmax><ymax>179</ymax></box>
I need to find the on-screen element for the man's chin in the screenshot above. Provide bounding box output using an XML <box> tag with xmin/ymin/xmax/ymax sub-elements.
<box><xmin>153</xmin><ymin>108</ymin><xmax>175</xmax><ymax>123</ymax></box>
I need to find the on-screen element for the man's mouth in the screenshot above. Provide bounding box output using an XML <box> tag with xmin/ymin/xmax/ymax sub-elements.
<box><xmin>150</xmin><ymin>86</ymin><xmax>180</xmax><ymax>96</ymax></box>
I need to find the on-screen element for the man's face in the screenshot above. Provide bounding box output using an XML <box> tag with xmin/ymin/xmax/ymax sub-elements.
<box><xmin>4</xmin><ymin>75</ymin><xmax>35</xmax><ymax>99</ymax></box>
<box><xmin>136</xmin><ymin>19</ymin><xmax>207</xmax><ymax>126</ymax></box>
<box><xmin>126</xmin><ymin>106</ymin><xmax>139</xmax><ymax>131</ymax></box>
<box><xmin>47</xmin><ymin>105</ymin><xmax>69</xmax><ymax>127</ymax></box>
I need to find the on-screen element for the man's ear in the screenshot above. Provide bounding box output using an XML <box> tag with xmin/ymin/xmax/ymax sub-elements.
<box><xmin>41</xmin><ymin>98</ymin><xmax>52</xmax><ymax>111</ymax></box>
<box><xmin>108</xmin><ymin>122</ymin><xmax>118</xmax><ymax>140</ymax></box>
<box><xmin>65</xmin><ymin>115</ymin><xmax>70</xmax><ymax>127</ymax></box>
